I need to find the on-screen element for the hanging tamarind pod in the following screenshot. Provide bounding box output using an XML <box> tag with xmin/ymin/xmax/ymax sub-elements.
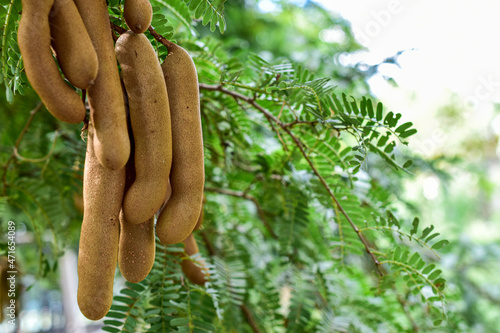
<box><xmin>18</xmin><ymin>0</ymin><xmax>86</xmax><ymax>124</ymax></box>
<box><xmin>49</xmin><ymin>0</ymin><xmax>98</xmax><ymax>89</ymax></box>
<box><xmin>77</xmin><ymin>123</ymin><xmax>125</xmax><ymax>320</ymax></box>
<box><xmin>156</xmin><ymin>43</ymin><xmax>204</xmax><ymax>245</ymax></box>
<box><xmin>181</xmin><ymin>233</ymin><xmax>209</xmax><ymax>286</ymax></box>
<box><xmin>123</xmin><ymin>0</ymin><xmax>153</xmax><ymax>34</ymax></box>
<box><xmin>73</xmin><ymin>0</ymin><xmax>130</xmax><ymax>170</ymax></box>
<box><xmin>115</xmin><ymin>31</ymin><xmax>172</xmax><ymax>225</ymax></box>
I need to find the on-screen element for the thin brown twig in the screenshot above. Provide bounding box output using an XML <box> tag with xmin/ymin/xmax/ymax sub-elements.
<box><xmin>199</xmin><ymin>83</ymin><xmax>382</xmax><ymax>275</ymax></box>
<box><xmin>200</xmin><ymin>230</ymin><xmax>217</xmax><ymax>257</ymax></box>
<box><xmin>204</xmin><ymin>186</ymin><xmax>278</xmax><ymax>239</ymax></box>
<box><xmin>147</xmin><ymin>25</ymin><xmax>175</xmax><ymax>51</ymax></box>
<box><xmin>110</xmin><ymin>21</ymin><xmax>127</xmax><ymax>35</ymax></box>
<box><xmin>2</xmin><ymin>102</ymin><xmax>43</xmax><ymax>194</ymax></box>
<box><xmin>240</xmin><ymin>304</ymin><xmax>262</xmax><ymax>333</ymax></box>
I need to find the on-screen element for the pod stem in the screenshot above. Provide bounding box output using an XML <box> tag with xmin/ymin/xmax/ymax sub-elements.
<box><xmin>147</xmin><ymin>26</ymin><xmax>175</xmax><ymax>52</ymax></box>
<box><xmin>110</xmin><ymin>22</ymin><xmax>175</xmax><ymax>54</ymax></box>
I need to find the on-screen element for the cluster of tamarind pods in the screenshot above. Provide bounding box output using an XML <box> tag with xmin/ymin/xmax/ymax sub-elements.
<box><xmin>18</xmin><ymin>0</ymin><xmax>208</xmax><ymax>320</ymax></box>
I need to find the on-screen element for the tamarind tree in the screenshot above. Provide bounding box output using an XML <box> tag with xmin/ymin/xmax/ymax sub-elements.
<box><xmin>1</xmin><ymin>0</ymin><xmax>494</xmax><ymax>332</ymax></box>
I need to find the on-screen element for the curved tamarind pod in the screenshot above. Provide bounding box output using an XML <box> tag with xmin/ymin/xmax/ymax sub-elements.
<box><xmin>124</xmin><ymin>0</ymin><xmax>153</xmax><ymax>34</ymax></box>
<box><xmin>73</xmin><ymin>0</ymin><xmax>130</xmax><ymax>170</ymax></box>
<box><xmin>194</xmin><ymin>193</ymin><xmax>206</xmax><ymax>231</ymax></box>
<box><xmin>116</xmin><ymin>31</ymin><xmax>172</xmax><ymax>225</ymax></box>
<box><xmin>49</xmin><ymin>0</ymin><xmax>98</xmax><ymax>89</ymax></box>
<box><xmin>118</xmin><ymin>148</ymin><xmax>155</xmax><ymax>283</ymax></box>
<box><xmin>181</xmin><ymin>233</ymin><xmax>208</xmax><ymax>286</ymax></box>
<box><xmin>156</xmin><ymin>43</ymin><xmax>204</xmax><ymax>244</ymax></box>
<box><xmin>17</xmin><ymin>0</ymin><xmax>85</xmax><ymax>124</ymax></box>
<box><xmin>77</xmin><ymin>123</ymin><xmax>125</xmax><ymax>320</ymax></box>
<box><xmin>118</xmin><ymin>212</ymin><xmax>155</xmax><ymax>283</ymax></box>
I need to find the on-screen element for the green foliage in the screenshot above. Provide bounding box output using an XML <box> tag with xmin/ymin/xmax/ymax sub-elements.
<box><xmin>1</xmin><ymin>0</ymin><xmax>23</xmax><ymax>102</ymax></box>
<box><xmin>3</xmin><ymin>0</ymin><xmax>488</xmax><ymax>332</ymax></box>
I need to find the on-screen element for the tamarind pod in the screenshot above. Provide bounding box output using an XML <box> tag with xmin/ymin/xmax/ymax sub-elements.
<box><xmin>118</xmin><ymin>212</ymin><xmax>155</xmax><ymax>283</ymax></box>
<box><xmin>116</xmin><ymin>31</ymin><xmax>172</xmax><ymax>225</ymax></box>
<box><xmin>118</xmin><ymin>144</ymin><xmax>155</xmax><ymax>283</ymax></box>
<box><xmin>181</xmin><ymin>233</ymin><xmax>208</xmax><ymax>286</ymax></box>
<box><xmin>124</xmin><ymin>0</ymin><xmax>153</xmax><ymax>34</ymax></box>
<box><xmin>73</xmin><ymin>0</ymin><xmax>130</xmax><ymax>170</ymax></box>
<box><xmin>77</xmin><ymin>123</ymin><xmax>125</xmax><ymax>320</ymax></box>
<box><xmin>156</xmin><ymin>43</ymin><xmax>204</xmax><ymax>244</ymax></box>
<box><xmin>49</xmin><ymin>0</ymin><xmax>98</xmax><ymax>89</ymax></box>
<box><xmin>194</xmin><ymin>193</ymin><xmax>206</xmax><ymax>231</ymax></box>
<box><xmin>17</xmin><ymin>0</ymin><xmax>85</xmax><ymax>124</ymax></box>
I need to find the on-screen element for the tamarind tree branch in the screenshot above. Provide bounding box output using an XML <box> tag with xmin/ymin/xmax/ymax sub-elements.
<box><xmin>240</xmin><ymin>304</ymin><xmax>263</xmax><ymax>333</ymax></box>
<box><xmin>2</xmin><ymin>101</ymin><xmax>43</xmax><ymax>194</ymax></box>
<box><xmin>204</xmin><ymin>186</ymin><xmax>278</xmax><ymax>239</ymax></box>
<box><xmin>200</xmin><ymin>84</ymin><xmax>382</xmax><ymax>275</ymax></box>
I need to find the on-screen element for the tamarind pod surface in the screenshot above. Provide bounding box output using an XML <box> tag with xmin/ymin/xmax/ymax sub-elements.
<box><xmin>118</xmin><ymin>212</ymin><xmax>155</xmax><ymax>283</ymax></box>
<box><xmin>73</xmin><ymin>0</ymin><xmax>130</xmax><ymax>170</ymax></box>
<box><xmin>181</xmin><ymin>233</ymin><xmax>208</xmax><ymax>286</ymax></box>
<box><xmin>194</xmin><ymin>193</ymin><xmax>206</xmax><ymax>231</ymax></box>
<box><xmin>49</xmin><ymin>0</ymin><xmax>98</xmax><ymax>89</ymax></box>
<box><xmin>118</xmin><ymin>144</ymin><xmax>156</xmax><ymax>283</ymax></box>
<box><xmin>156</xmin><ymin>43</ymin><xmax>204</xmax><ymax>244</ymax></box>
<box><xmin>17</xmin><ymin>0</ymin><xmax>85</xmax><ymax>124</ymax></box>
<box><xmin>116</xmin><ymin>31</ymin><xmax>172</xmax><ymax>225</ymax></box>
<box><xmin>77</xmin><ymin>124</ymin><xmax>125</xmax><ymax>320</ymax></box>
<box><xmin>124</xmin><ymin>0</ymin><xmax>153</xmax><ymax>34</ymax></box>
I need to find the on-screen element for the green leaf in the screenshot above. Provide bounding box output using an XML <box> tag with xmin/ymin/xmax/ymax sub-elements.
<box><xmin>210</xmin><ymin>12</ymin><xmax>218</xmax><ymax>31</ymax></box>
<box><xmin>202</xmin><ymin>7</ymin><xmax>213</xmax><ymax>26</ymax></box>
<box><xmin>171</xmin><ymin>318</ymin><xmax>190</xmax><ymax>326</ymax></box>
<box><xmin>422</xmin><ymin>264</ymin><xmax>435</xmax><ymax>275</ymax></box>
<box><xmin>420</xmin><ymin>225</ymin><xmax>434</xmax><ymax>240</ymax></box>
<box><xmin>193</xmin><ymin>319</ymin><xmax>216</xmax><ymax>331</ymax></box>
<box><xmin>359</xmin><ymin>97</ymin><xmax>367</xmax><ymax>116</ymax></box>
<box><xmin>103</xmin><ymin>320</ymin><xmax>124</xmax><ymax>327</ymax></box>
<box><xmin>367</xmin><ymin>99</ymin><xmax>374</xmax><ymax>118</ymax></box>
<box><xmin>410</xmin><ymin>217</ymin><xmax>419</xmax><ymax>236</ymax></box>
<box><xmin>399</xmin><ymin>129</ymin><xmax>417</xmax><ymax>138</ymax></box>
<box><xmin>409</xmin><ymin>252</ymin><xmax>420</xmax><ymax>265</ymax></box>
<box><xmin>428</xmin><ymin>269</ymin><xmax>442</xmax><ymax>281</ymax></box>
<box><xmin>431</xmin><ymin>239</ymin><xmax>449</xmax><ymax>250</ymax></box>
<box><xmin>342</xmin><ymin>93</ymin><xmax>352</xmax><ymax>114</ymax></box>
<box><xmin>6</xmin><ymin>85</ymin><xmax>13</xmax><ymax>103</ymax></box>
<box><xmin>376</xmin><ymin>102</ymin><xmax>383</xmax><ymax>121</ymax></box>
<box><xmin>425</xmin><ymin>232</ymin><xmax>440</xmax><ymax>242</ymax></box>
<box><xmin>395</xmin><ymin>122</ymin><xmax>413</xmax><ymax>133</ymax></box>
<box><xmin>403</xmin><ymin>160</ymin><xmax>413</xmax><ymax>168</ymax></box>
<box><xmin>106</xmin><ymin>311</ymin><xmax>127</xmax><ymax>319</ymax></box>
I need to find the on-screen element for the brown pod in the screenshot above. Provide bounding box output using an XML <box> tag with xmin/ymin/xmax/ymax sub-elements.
<box><xmin>118</xmin><ymin>212</ymin><xmax>155</xmax><ymax>283</ymax></box>
<box><xmin>124</xmin><ymin>0</ymin><xmax>153</xmax><ymax>34</ymax></box>
<box><xmin>77</xmin><ymin>124</ymin><xmax>125</xmax><ymax>320</ymax></box>
<box><xmin>156</xmin><ymin>43</ymin><xmax>204</xmax><ymax>244</ymax></box>
<box><xmin>116</xmin><ymin>31</ymin><xmax>172</xmax><ymax>225</ymax></box>
<box><xmin>118</xmin><ymin>147</ymin><xmax>155</xmax><ymax>283</ymax></box>
<box><xmin>17</xmin><ymin>0</ymin><xmax>85</xmax><ymax>124</ymax></box>
<box><xmin>49</xmin><ymin>0</ymin><xmax>98</xmax><ymax>89</ymax></box>
<box><xmin>194</xmin><ymin>193</ymin><xmax>206</xmax><ymax>231</ymax></box>
<box><xmin>73</xmin><ymin>0</ymin><xmax>130</xmax><ymax>170</ymax></box>
<box><xmin>181</xmin><ymin>233</ymin><xmax>208</xmax><ymax>286</ymax></box>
